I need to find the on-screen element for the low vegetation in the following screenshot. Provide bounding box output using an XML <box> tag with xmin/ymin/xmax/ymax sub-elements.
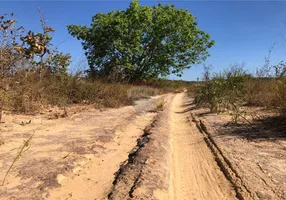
<box><xmin>195</xmin><ymin>65</ymin><xmax>249</xmax><ymax>113</ymax></box>
<box><xmin>194</xmin><ymin>63</ymin><xmax>286</xmax><ymax>118</ymax></box>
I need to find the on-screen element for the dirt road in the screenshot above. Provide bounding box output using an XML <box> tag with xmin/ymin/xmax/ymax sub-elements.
<box><xmin>107</xmin><ymin>93</ymin><xmax>236</xmax><ymax>199</ymax></box>
<box><xmin>0</xmin><ymin>96</ymin><xmax>160</xmax><ymax>199</ymax></box>
<box><xmin>1</xmin><ymin>92</ymin><xmax>256</xmax><ymax>199</ymax></box>
<box><xmin>170</xmin><ymin>93</ymin><xmax>236</xmax><ymax>199</ymax></box>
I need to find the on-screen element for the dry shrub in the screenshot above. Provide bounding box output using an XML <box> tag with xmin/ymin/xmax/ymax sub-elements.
<box><xmin>5</xmin><ymin>72</ymin><xmax>42</xmax><ymax>113</ymax></box>
<box><xmin>276</xmin><ymin>77</ymin><xmax>286</xmax><ymax>116</ymax></box>
<box><xmin>244</xmin><ymin>78</ymin><xmax>277</xmax><ymax>107</ymax></box>
<box><xmin>244</xmin><ymin>77</ymin><xmax>286</xmax><ymax>116</ymax></box>
<box><xmin>127</xmin><ymin>86</ymin><xmax>160</xmax><ymax>100</ymax></box>
<box><xmin>195</xmin><ymin>62</ymin><xmax>286</xmax><ymax>117</ymax></box>
<box><xmin>95</xmin><ymin>83</ymin><xmax>132</xmax><ymax>108</ymax></box>
<box><xmin>187</xmin><ymin>82</ymin><xmax>203</xmax><ymax>97</ymax></box>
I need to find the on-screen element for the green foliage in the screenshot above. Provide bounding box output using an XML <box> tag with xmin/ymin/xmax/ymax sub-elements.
<box><xmin>195</xmin><ymin>65</ymin><xmax>250</xmax><ymax>113</ymax></box>
<box><xmin>45</xmin><ymin>51</ymin><xmax>71</xmax><ymax>76</ymax></box>
<box><xmin>0</xmin><ymin>11</ymin><xmax>167</xmax><ymax>114</ymax></box>
<box><xmin>67</xmin><ymin>0</ymin><xmax>214</xmax><ymax>82</ymax></box>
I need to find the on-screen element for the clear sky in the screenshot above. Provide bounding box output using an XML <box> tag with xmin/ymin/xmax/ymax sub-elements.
<box><xmin>1</xmin><ymin>1</ymin><xmax>286</xmax><ymax>81</ymax></box>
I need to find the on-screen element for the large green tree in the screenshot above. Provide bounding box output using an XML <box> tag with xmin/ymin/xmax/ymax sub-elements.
<box><xmin>68</xmin><ymin>0</ymin><xmax>214</xmax><ymax>82</ymax></box>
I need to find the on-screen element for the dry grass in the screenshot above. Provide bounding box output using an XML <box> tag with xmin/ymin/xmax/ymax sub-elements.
<box><xmin>150</xmin><ymin>98</ymin><xmax>166</xmax><ymax>112</ymax></box>
<box><xmin>127</xmin><ymin>86</ymin><xmax>160</xmax><ymax>100</ymax></box>
<box><xmin>245</xmin><ymin>77</ymin><xmax>286</xmax><ymax>116</ymax></box>
<box><xmin>0</xmin><ymin>69</ymin><xmax>165</xmax><ymax>115</ymax></box>
<box><xmin>245</xmin><ymin>78</ymin><xmax>277</xmax><ymax>107</ymax></box>
<box><xmin>276</xmin><ymin>77</ymin><xmax>286</xmax><ymax>116</ymax></box>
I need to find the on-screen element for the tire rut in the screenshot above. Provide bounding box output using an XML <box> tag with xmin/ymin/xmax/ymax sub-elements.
<box><xmin>189</xmin><ymin>113</ymin><xmax>255</xmax><ymax>200</ymax></box>
<box><xmin>108</xmin><ymin>116</ymin><xmax>157</xmax><ymax>200</ymax></box>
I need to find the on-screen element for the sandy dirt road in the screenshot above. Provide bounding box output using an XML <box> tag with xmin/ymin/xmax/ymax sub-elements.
<box><xmin>108</xmin><ymin>92</ymin><xmax>236</xmax><ymax>199</ymax></box>
<box><xmin>1</xmin><ymin>92</ymin><xmax>241</xmax><ymax>199</ymax></box>
<box><xmin>170</xmin><ymin>93</ymin><xmax>236</xmax><ymax>200</ymax></box>
<box><xmin>0</xmin><ymin>96</ymin><xmax>160</xmax><ymax>199</ymax></box>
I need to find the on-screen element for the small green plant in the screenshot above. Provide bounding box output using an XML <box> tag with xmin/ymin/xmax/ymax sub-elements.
<box><xmin>230</xmin><ymin>107</ymin><xmax>254</xmax><ymax>125</ymax></box>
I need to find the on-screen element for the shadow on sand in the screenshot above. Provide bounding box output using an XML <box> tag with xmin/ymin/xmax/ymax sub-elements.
<box><xmin>216</xmin><ymin>115</ymin><xmax>286</xmax><ymax>141</ymax></box>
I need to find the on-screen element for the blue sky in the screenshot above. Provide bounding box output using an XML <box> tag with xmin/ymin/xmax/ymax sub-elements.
<box><xmin>1</xmin><ymin>1</ymin><xmax>286</xmax><ymax>80</ymax></box>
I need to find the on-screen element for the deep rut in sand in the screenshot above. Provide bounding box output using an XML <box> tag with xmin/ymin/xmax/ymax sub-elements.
<box><xmin>107</xmin><ymin>117</ymin><xmax>156</xmax><ymax>200</ymax></box>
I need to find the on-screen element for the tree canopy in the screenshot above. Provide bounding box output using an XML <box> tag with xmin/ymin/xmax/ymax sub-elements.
<box><xmin>68</xmin><ymin>0</ymin><xmax>215</xmax><ymax>82</ymax></box>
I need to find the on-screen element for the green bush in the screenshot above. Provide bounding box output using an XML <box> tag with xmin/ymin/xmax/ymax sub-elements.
<box><xmin>195</xmin><ymin>66</ymin><xmax>249</xmax><ymax>113</ymax></box>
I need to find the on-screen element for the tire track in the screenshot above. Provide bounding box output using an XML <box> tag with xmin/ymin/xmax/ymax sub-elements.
<box><xmin>171</xmin><ymin>93</ymin><xmax>236</xmax><ymax>200</ymax></box>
